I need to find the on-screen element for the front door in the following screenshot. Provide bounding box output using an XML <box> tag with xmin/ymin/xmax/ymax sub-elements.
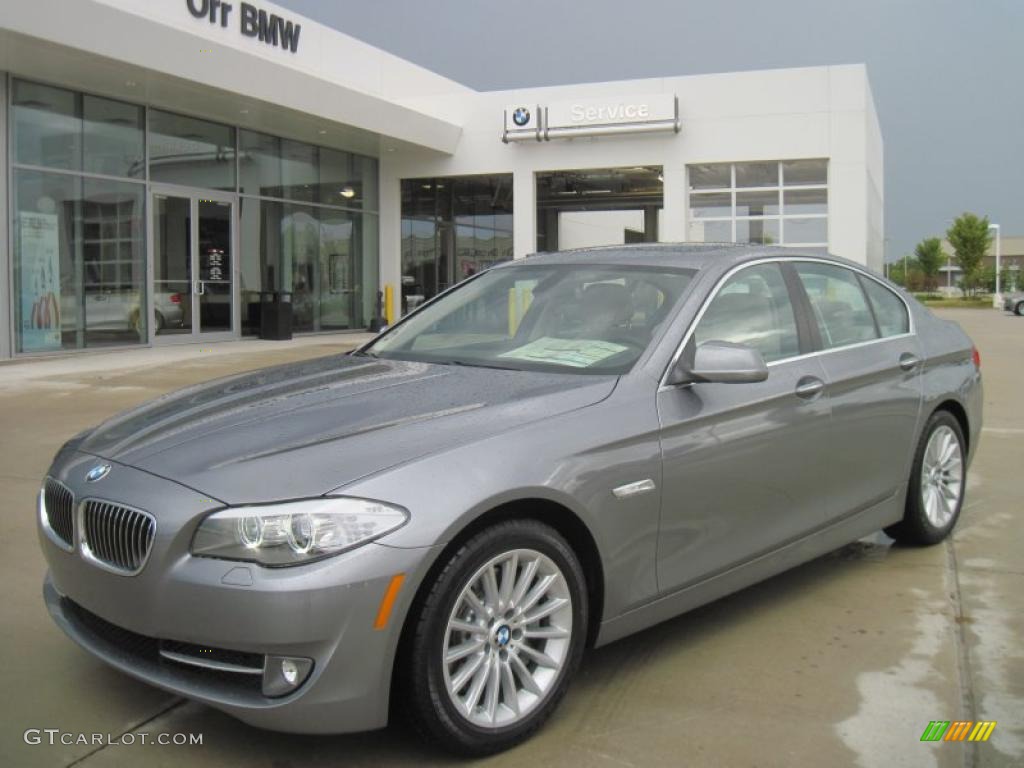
<box><xmin>656</xmin><ymin>262</ymin><xmax>834</xmax><ymax>593</ymax></box>
<box><xmin>151</xmin><ymin>188</ymin><xmax>236</xmax><ymax>341</ymax></box>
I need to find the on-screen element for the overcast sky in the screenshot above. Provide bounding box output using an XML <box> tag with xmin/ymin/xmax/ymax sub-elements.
<box><xmin>277</xmin><ymin>0</ymin><xmax>1022</xmax><ymax>262</ymax></box>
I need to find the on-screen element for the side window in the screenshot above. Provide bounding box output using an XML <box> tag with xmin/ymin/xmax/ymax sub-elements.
<box><xmin>859</xmin><ymin>276</ymin><xmax>910</xmax><ymax>337</ymax></box>
<box><xmin>694</xmin><ymin>263</ymin><xmax>800</xmax><ymax>363</ymax></box>
<box><xmin>794</xmin><ymin>263</ymin><xmax>878</xmax><ymax>349</ymax></box>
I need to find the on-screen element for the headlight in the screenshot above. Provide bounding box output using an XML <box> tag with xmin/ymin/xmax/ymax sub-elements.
<box><xmin>191</xmin><ymin>497</ymin><xmax>408</xmax><ymax>566</ymax></box>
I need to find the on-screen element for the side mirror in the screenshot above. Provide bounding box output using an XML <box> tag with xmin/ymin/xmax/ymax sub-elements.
<box><xmin>667</xmin><ymin>340</ymin><xmax>769</xmax><ymax>385</ymax></box>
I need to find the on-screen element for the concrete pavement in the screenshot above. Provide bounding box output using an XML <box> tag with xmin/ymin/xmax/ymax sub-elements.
<box><xmin>0</xmin><ymin>312</ymin><xmax>1020</xmax><ymax>767</ymax></box>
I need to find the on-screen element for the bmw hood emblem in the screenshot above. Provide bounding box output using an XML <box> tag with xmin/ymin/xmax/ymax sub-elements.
<box><xmin>512</xmin><ymin>107</ymin><xmax>531</xmax><ymax>127</ymax></box>
<box><xmin>85</xmin><ymin>463</ymin><xmax>111</xmax><ymax>483</ymax></box>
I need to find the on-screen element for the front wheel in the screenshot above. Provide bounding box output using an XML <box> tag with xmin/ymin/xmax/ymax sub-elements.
<box><xmin>886</xmin><ymin>411</ymin><xmax>966</xmax><ymax>545</ymax></box>
<box><xmin>1015</xmin><ymin>301</ymin><xmax>1024</xmax><ymax>316</ymax></box>
<box><xmin>399</xmin><ymin>519</ymin><xmax>588</xmax><ymax>755</ymax></box>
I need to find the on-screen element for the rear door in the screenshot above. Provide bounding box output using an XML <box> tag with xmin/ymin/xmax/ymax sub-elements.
<box><xmin>789</xmin><ymin>261</ymin><xmax>923</xmax><ymax>522</ymax></box>
<box><xmin>656</xmin><ymin>262</ymin><xmax>833</xmax><ymax>593</ymax></box>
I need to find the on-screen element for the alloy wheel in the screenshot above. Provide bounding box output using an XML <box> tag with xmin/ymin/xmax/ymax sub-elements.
<box><xmin>442</xmin><ymin>548</ymin><xmax>573</xmax><ymax>728</ymax></box>
<box><xmin>920</xmin><ymin>425</ymin><xmax>964</xmax><ymax>528</ymax></box>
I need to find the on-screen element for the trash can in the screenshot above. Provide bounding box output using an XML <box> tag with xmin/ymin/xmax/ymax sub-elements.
<box><xmin>260</xmin><ymin>291</ymin><xmax>293</xmax><ymax>340</ymax></box>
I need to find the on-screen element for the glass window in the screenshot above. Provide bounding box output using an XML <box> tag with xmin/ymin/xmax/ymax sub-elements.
<box><xmin>689</xmin><ymin>192</ymin><xmax>731</xmax><ymax>218</ymax></box>
<box><xmin>239</xmin><ymin>130</ymin><xmax>282</xmax><ymax>197</ymax></box>
<box><xmin>368</xmin><ymin>265</ymin><xmax>694</xmax><ymax>375</ymax></box>
<box><xmin>320</xmin><ymin>148</ymin><xmax>377</xmax><ymax>210</ymax></box>
<box><xmin>694</xmin><ymin>263</ymin><xmax>800</xmax><ymax>363</ymax></box>
<box><xmin>736</xmin><ymin>189</ymin><xmax>779</xmax><ymax>217</ymax></box>
<box><xmin>736</xmin><ymin>218</ymin><xmax>780</xmax><ymax>245</ymax></box>
<box><xmin>241</xmin><ymin>200</ymin><xmax>378</xmax><ymax>334</ymax></box>
<box><xmin>782</xmin><ymin>159</ymin><xmax>827</xmax><ymax>186</ymax></box>
<box><xmin>82</xmin><ymin>95</ymin><xmax>144</xmax><ymax>178</ymax></box>
<box><xmin>795</xmin><ymin>263</ymin><xmax>878</xmax><ymax>349</ymax></box>
<box><xmin>785</xmin><ymin>217</ymin><xmax>828</xmax><ymax>244</ymax></box>
<box><xmin>688</xmin><ymin>163</ymin><xmax>731</xmax><ymax>190</ymax></box>
<box><xmin>14</xmin><ymin>170</ymin><xmax>145</xmax><ymax>352</ymax></box>
<box><xmin>783</xmin><ymin>188</ymin><xmax>827</xmax><ymax>215</ymax></box>
<box><xmin>860</xmin><ymin>277</ymin><xmax>909</xmax><ymax>337</ymax></box>
<box><xmin>12</xmin><ymin>80</ymin><xmax>81</xmax><ymax>171</ymax></box>
<box><xmin>149</xmin><ymin>109</ymin><xmax>236</xmax><ymax>190</ymax></box>
<box><xmin>687</xmin><ymin>160</ymin><xmax>827</xmax><ymax>247</ymax></box>
<box><xmin>280</xmin><ymin>139</ymin><xmax>318</xmax><ymax>203</ymax></box>
<box><xmin>402</xmin><ymin>174</ymin><xmax>513</xmax><ymax>307</ymax></box>
<box><xmin>81</xmin><ymin>179</ymin><xmax>146</xmax><ymax>345</ymax></box>
<box><xmin>734</xmin><ymin>162</ymin><xmax>778</xmax><ymax>188</ymax></box>
<box><xmin>687</xmin><ymin>219</ymin><xmax>731</xmax><ymax>243</ymax></box>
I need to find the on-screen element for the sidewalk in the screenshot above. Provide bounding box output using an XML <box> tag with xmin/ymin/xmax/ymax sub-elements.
<box><xmin>0</xmin><ymin>333</ymin><xmax>375</xmax><ymax>389</ymax></box>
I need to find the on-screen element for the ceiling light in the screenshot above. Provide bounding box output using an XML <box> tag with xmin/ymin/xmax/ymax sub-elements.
<box><xmin>339</xmin><ymin>186</ymin><xmax>356</xmax><ymax>198</ymax></box>
<box><xmin>658</xmin><ymin>173</ymin><xmax>664</xmax><ymax>182</ymax></box>
<box><xmin>240</xmin><ymin>109</ymin><xmax>249</xmax><ymax>115</ymax></box>
<box><xmin>318</xmin><ymin>130</ymin><xmax>327</xmax><ymax>135</ymax></box>
<box><xmin>125</xmin><ymin>80</ymin><xmax>137</xmax><ymax>88</ymax></box>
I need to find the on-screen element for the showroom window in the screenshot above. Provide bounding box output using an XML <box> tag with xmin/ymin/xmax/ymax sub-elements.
<box><xmin>11</xmin><ymin>79</ymin><xmax>147</xmax><ymax>352</ymax></box>
<box><xmin>687</xmin><ymin>160</ymin><xmax>828</xmax><ymax>247</ymax></box>
<box><xmin>401</xmin><ymin>175</ymin><xmax>513</xmax><ymax>311</ymax></box>
<box><xmin>10</xmin><ymin>77</ymin><xmax>382</xmax><ymax>352</ymax></box>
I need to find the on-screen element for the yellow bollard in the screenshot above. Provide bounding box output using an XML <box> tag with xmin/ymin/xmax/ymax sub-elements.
<box><xmin>384</xmin><ymin>284</ymin><xmax>395</xmax><ymax>326</ymax></box>
<box><xmin>508</xmin><ymin>288</ymin><xmax>518</xmax><ymax>335</ymax></box>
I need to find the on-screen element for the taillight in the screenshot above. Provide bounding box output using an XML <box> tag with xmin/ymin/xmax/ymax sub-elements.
<box><xmin>972</xmin><ymin>346</ymin><xmax>981</xmax><ymax>369</ymax></box>
<box><xmin>169</xmin><ymin>293</ymin><xmax>181</xmax><ymax>304</ymax></box>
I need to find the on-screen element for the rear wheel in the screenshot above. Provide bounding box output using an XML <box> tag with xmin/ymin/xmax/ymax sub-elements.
<box><xmin>1015</xmin><ymin>301</ymin><xmax>1024</xmax><ymax>316</ymax></box>
<box><xmin>399</xmin><ymin>519</ymin><xmax>587</xmax><ymax>755</ymax></box>
<box><xmin>886</xmin><ymin>411</ymin><xmax>966</xmax><ymax>545</ymax></box>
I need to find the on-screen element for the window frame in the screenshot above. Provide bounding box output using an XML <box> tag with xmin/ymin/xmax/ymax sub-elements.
<box><xmin>686</xmin><ymin>161</ymin><xmax>829</xmax><ymax>248</ymax></box>
<box><xmin>660</xmin><ymin>256</ymin><xmax>916</xmax><ymax>388</ymax></box>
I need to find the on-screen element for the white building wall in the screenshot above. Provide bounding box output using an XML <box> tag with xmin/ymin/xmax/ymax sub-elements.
<box><xmin>382</xmin><ymin>64</ymin><xmax>882</xmax><ymax>314</ymax></box>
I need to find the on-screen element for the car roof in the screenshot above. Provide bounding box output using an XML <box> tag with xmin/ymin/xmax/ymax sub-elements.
<box><xmin>493</xmin><ymin>243</ymin><xmax>836</xmax><ymax>272</ymax></box>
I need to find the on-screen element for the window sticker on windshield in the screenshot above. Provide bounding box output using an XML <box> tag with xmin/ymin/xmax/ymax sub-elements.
<box><xmin>499</xmin><ymin>337</ymin><xmax>628</xmax><ymax>368</ymax></box>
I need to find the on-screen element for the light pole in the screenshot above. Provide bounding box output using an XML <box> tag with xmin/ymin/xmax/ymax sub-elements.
<box><xmin>989</xmin><ymin>223</ymin><xmax>1001</xmax><ymax>307</ymax></box>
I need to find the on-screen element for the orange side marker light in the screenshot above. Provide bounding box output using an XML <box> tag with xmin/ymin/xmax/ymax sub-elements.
<box><xmin>374</xmin><ymin>574</ymin><xmax>406</xmax><ymax>630</ymax></box>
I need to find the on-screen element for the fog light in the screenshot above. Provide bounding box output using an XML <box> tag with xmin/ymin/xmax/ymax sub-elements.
<box><xmin>281</xmin><ymin>658</ymin><xmax>299</xmax><ymax>684</ymax></box>
<box><xmin>262</xmin><ymin>655</ymin><xmax>313</xmax><ymax>698</ymax></box>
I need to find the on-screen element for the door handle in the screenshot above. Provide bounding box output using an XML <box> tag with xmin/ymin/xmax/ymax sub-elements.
<box><xmin>899</xmin><ymin>352</ymin><xmax>921</xmax><ymax>371</ymax></box>
<box><xmin>795</xmin><ymin>376</ymin><xmax>825</xmax><ymax>399</ymax></box>
<box><xmin>194</xmin><ymin>281</ymin><xmax>205</xmax><ymax>296</ymax></box>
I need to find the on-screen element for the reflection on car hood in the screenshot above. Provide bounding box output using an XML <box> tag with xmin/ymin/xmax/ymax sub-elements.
<box><xmin>78</xmin><ymin>354</ymin><xmax>616</xmax><ymax>504</ymax></box>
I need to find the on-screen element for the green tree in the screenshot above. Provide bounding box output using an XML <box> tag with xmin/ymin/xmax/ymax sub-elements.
<box><xmin>913</xmin><ymin>237</ymin><xmax>945</xmax><ymax>291</ymax></box>
<box><xmin>946</xmin><ymin>213</ymin><xmax>992</xmax><ymax>296</ymax></box>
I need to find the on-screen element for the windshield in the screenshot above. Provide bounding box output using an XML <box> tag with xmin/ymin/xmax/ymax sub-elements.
<box><xmin>364</xmin><ymin>263</ymin><xmax>695</xmax><ymax>374</ymax></box>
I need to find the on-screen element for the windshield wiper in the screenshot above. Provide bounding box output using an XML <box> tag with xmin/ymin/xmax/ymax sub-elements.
<box><xmin>442</xmin><ymin>359</ymin><xmax>520</xmax><ymax>371</ymax></box>
<box><xmin>349</xmin><ymin>349</ymin><xmax>377</xmax><ymax>358</ymax></box>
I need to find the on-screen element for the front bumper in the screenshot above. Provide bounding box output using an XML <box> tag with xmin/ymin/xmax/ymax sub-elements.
<box><xmin>39</xmin><ymin>454</ymin><xmax>438</xmax><ymax>734</ymax></box>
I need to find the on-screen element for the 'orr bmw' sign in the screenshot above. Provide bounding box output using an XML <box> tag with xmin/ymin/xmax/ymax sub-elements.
<box><xmin>503</xmin><ymin>94</ymin><xmax>680</xmax><ymax>143</ymax></box>
<box><xmin>186</xmin><ymin>0</ymin><xmax>302</xmax><ymax>54</ymax></box>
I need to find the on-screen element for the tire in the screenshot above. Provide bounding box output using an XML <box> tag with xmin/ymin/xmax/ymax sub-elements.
<box><xmin>154</xmin><ymin>311</ymin><xmax>165</xmax><ymax>332</ymax></box>
<box><xmin>398</xmin><ymin>519</ymin><xmax>588</xmax><ymax>756</ymax></box>
<box><xmin>1015</xmin><ymin>301</ymin><xmax>1024</xmax><ymax>317</ymax></box>
<box><xmin>885</xmin><ymin>410</ymin><xmax>967</xmax><ymax>546</ymax></box>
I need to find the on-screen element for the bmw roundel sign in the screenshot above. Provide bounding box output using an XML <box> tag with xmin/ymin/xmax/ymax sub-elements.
<box><xmin>512</xmin><ymin>107</ymin><xmax>531</xmax><ymax>127</ymax></box>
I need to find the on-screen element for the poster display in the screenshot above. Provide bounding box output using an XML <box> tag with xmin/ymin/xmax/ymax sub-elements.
<box><xmin>19</xmin><ymin>212</ymin><xmax>62</xmax><ymax>352</ymax></box>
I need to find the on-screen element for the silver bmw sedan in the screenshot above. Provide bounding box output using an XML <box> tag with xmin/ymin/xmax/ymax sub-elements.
<box><xmin>38</xmin><ymin>244</ymin><xmax>982</xmax><ymax>755</ymax></box>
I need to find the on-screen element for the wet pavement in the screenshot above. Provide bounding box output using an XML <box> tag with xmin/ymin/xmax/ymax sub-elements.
<box><xmin>0</xmin><ymin>311</ymin><xmax>1020</xmax><ymax>767</ymax></box>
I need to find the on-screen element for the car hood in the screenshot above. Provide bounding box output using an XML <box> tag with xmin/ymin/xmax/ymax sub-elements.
<box><xmin>77</xmin><ymin>354</ymin><xmax>616</xmax><ymax>504</ymax></box>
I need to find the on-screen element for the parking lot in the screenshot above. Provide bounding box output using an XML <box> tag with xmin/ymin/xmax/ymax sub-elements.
<box><xmin>1</xmin><ymin>309</ymin><xmax>1020</xmax><ymax>768</ymax></box>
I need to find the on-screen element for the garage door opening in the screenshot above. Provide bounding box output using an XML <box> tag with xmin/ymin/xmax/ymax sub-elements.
<box><xmin>536</xmin><ymin>167</ymin><xmax>663</xmax><ymax>252</ymax></box>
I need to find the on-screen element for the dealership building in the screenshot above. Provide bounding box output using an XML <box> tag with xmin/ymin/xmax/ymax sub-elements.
<box><xmin>0</xmin><ymin>0</ymin><xmax>883</xmax><ymax>359</ymax></box>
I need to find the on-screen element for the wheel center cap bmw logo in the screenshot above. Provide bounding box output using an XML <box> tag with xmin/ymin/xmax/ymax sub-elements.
<box><xmin>512</xmin><ymin>107</ymin><xmax>530</xmax><ymax>127</ymax></box>
<box><xmin>85</xmin><ymin>463</ymin><xmax>111</xmax><ymax>483</ymax></box>
<box><xmin>495</xmin><ymin>625</ymin><xmax>511</xmax><ymax>647</ymax></box>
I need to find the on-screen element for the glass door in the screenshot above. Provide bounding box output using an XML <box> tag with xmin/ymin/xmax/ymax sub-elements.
<box><xmin>151</xmin><ymin>189</ymin><xmax>236</xmax><ymax>341</ymax></box>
